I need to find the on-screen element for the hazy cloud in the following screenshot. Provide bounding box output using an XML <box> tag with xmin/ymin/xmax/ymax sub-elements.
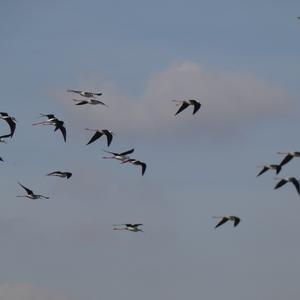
<box><xmin>57</xmin><ymin>61</ymin><xmax>293</xmax><ymax>135</ymax></box>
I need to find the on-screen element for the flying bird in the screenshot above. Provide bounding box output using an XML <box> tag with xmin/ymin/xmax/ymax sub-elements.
<box><xmin>72</xmin><ymin>99</ymin><xmax>108</xmax><ymax>106</ymax></box>
<box><xmin>32</xmin><ymin>114</ymin><xmax>58</xmax><ymax>126</ymax></box>
<box><xmin>274</xmin><ymin>177</ymin><xmax>300</xmax><ymax>195</ymax></box>
<box><xmin>121</xmin><ymin>159</ymin><xmax>147</xmax><ymax>176</ymax></box>
<box><xmin>256</xmin><ymin>164</ymin><xmax>281</xmax><ymax>177</ymax></box>
<box><xmin>172</xmin><ymin>99</ymin><xmax>201</xmax><ymax>116</ymax></box>
<box><xmin>0</xmin><ymin>133</ymin><xmax>12</xmax><ymax>143</ymax></box>
<box><xmin>67</xmin><ymin>89</ymin><xmax>102</xmax><ymax>98</ymax></box>
<box><xmin>46</xmin><ymin>171</ymin><xmax>72</xmax><ymax>179</ymax></box>
<box><xmin>277</xmin><ymin>152</ymin><xmax>300</xmax><ymax>167</ymax></box>
<box><xmin>85</xmin><ymin>128</ymin><xmax>114</xmax><ymax>146</ymax></box>
<box><xmin>33</xmin><ymin>114</ymin><xmax>66</xmax><ymax>142</ymax></box>
<box><xmin>102</xmin><ymin>148</ymin><xmax>134</xmax><ymax>161</ymax></box>
<box><xmin>213</xmin><ymin>216</ymin><xmax>241</xmax><ymax>228</ymax></box>
<box><xmin>113</xmin><ymin>224</ymin><xmax>143</xmax><ymax>232</ymax></box>
<box><xmin>0</xmin><ymin>112</ymin><xmax>16</xmax><ymax>137</ymax></box>
<box><xmin>17</xmin><ymin>182</ymin><xmax>49</xmax><ymax>200</ymax></box>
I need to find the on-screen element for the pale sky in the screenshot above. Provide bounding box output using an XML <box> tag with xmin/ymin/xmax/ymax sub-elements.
<box><xmin>1</xmin><ymin>1</ymin><xmax>300</xmax><ymax>299</ymax></box>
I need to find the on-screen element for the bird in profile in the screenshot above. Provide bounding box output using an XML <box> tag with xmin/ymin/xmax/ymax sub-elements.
<box><xmin>17</xmin><ymin>182</ymin><xmax>49</xmax><ymax>200</ymax></box>
<box><xmin>67</xmin><ymin>89</ymin><xmax>102</xmax><ymax>98</ymax></box>
<box><xmin>0</xmin><ymin>112</ymin><xmax>17</xmax><ymax>137</ymax></box>
<box><xmin>121</xmin><ymin>158</ymin><xmax>147</xmax><ymax>176</ymax></box>
<box><xmin>102</xmin><ymin>148</ymin><xmax>134</xmax><ymax>161</ymax></box>
<box><xmin>33</xmin><ymin>114</ymin><xmax>66</xmax><ymax>142</ymax></box>
<box><xmin>46</xmin><ymin>171</ymin><xmax>72</xmax><ymax>179</ymax></box>
<box><xmin>256</xmin><ymin>164</ymin><xmax>281</xmax><ymax>177</ymax></box>
<box><xmin>213</xmin><ymin>216</ymin><xmax>241</xmax><ymax>228</ymax></box>
<box><xmin>85</xmin><ymin>128</ymin><xmax>114</xmax><ymax>146</ymax></box>
<box><xmin>274</xmin><ymin>177</ymin><xmax>300</xmax><ymax>195</ymax></box>
<box><xmin>32</xmin><ymin>114</ymin><xmax>58</xmax><ymax>126</ymax></box>
<box><xmin>72</xmin><ymin>99</ymin><xmax>108</xmax><ymax>106</ymax></box>
<box><xmin>277</xmin><ymin>151</ymin><xmax>300</xmax><ymax>167</ymax></box>
<box><xmin>172</xmin><ymin>99</ymin><xmax>201</xmax><ymax>116</ymax></box>
<box><xmin>0</xmin><ymin>133</ymin><xmax>12</xmax><ymax>143</ymax></box>
<box><xmin>113</xmin><ymin>224</ymin><xmax>143</xmax><ymax>232</ymax></box>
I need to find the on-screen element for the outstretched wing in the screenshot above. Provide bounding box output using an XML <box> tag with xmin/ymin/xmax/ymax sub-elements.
<box><xmin>274</xmin><ymin>179</ymin><xmax>287</xmax><ymax>190</ymax></box>
<box><xmin>86</xmin><ymin>131</ymin><xmax>103</xmax><ymax>145</ymax></box>
<box><xmin>215</xmin><ymin>217</ymin><xmax>228</xmax><ymax>228</ymax></box>
<box><xmin>233</xmin><ymin>217</ymin><xmax>241</xmax><ymax>227</ymax></box>
<box><xmin>67</xmin><ymin>89</ymin><xmax>81</xmax><ymax>94</ymax></box>
<box><xmin>18</xmin><ymin>182</ymin><xmax>34</xmax><ymax>195</ymax></box>
<box><xmin>47</xmin><ymin>171</ymin><xmax>64</xmax><ymax>176</ymax></box>
<box><xmin>290</xmin><ymin>178</ymin><xmax>300</xmax><ymax>195</ymax></box>
<box><xmin>40</xmin><ymin>113</ymin><xmax>56</xmax><ymax>119</ymax></box>
<box><xmin>256</xmin><ymin>166</ymin><xmax>269</xmax><ymax>177</ymax></box>
<box><xmin>4</xmin><ymin>118</ymin><xmax>16</xmax><ymax>137</ymax></box>
<box><xmin>120</xmin><ymin>148</ymin><xmax>134</xmax><ymax>156</ymax></box>
<box><xmin>174</xmin><ymin>102</ymin><xmax>189</xmax><ymax>116</ymax></box>
<box><xmin>279</xmin><ymin>154</ymin><xmax>293</xmax><ymax>167</ymax></box>
<box><xmin>103</xmin><ymin>130</ymin><xmax>113</xmax><ymax>147</ymax></box>
<box><xmin>191</xmin><ymin>100</ymin><xmax>201</xmax><ymax>114</ymax></box>
<box><xmin>0</xmin><ymin>133</ymin><xmax>12</xmax><ymax>139</ymax></box>
<box><xmin>54</xmin><ymin>121</ymin><xmax>66</xmax><ymax>142</ymax></box>
<box><xmin>139</xmin><ymin>162</ymin><xmax>147</xmax><ymax>176</ymax></box>
<box><xmin>75</xmin><ymin>101</ymin><xmax>88</xmax><ymax>105</ymax></box>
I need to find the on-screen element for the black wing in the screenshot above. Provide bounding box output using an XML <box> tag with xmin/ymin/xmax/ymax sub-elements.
<box><xmin>0</xmin><ymin>157</ymin><xmax>3</xmax><ymax>162</ymax></box>
<box><xmin>256</xmin><ymin>166</ymin><xmax>269</xmax><ymax>177</ymax></box>
<box><xmin>130</xmin><ymin>224</ymin><xmax>143</xmax><ymax>227</ymax></box>
<box><xmin>47</xmin><ymin>171</ymin><xmax>62</xmax><ymax>176</ymax></box>
<box><xmin>4</xmin><ymin>118</ymin><xmax>16</xmax><ymax>137</ymax></box>
<box><xmin>65</xmin><ymin>172</ymin><xmax>72</xmax><ymax>179</ymax></box>
<box><xmin>103</xmin><ymin>130</ymin><xmax>113</xmax><ymax>147</ymax></box>
<box><xmin>0</xmin><ymin>133</ymin><xmax>12</xmax><ymax>139</ymax></box>
<box><xmin>120</xmin><ymin>148</ymin><xmax>134</xmax><ymax>156</ymax></box>
<box><xmin>274</xmin><ymin>179</ymin><xmax>288</xmax><ymax>190</ymax></box>
<box><xmin>75</xmin><ymin>101</ymin><xmax>88</xmax><ymax>105</ymax></box>
<box><xmin>215</xmin><ymin>217</ymin><xmax>229</xmax><ymax>228</ymax></box>
<box><xmin>275</xmin><ymin>165</ymin><xmax>282</xmax><ymax>174</ymax></box>
<box><xmin>190</xmin><ymin>100</ymin><xmax>201</xmax><ymax>114</ymax></box>
<box><xmin>86</xmin><ymin>131</ymin><xmax>103</xmax><ymax>145</ymax></box>
<box><xmin>40</xmin><ymin>114</ymin><xmax>56</xmax><ymax>119</ymax></box>
<box><xmin>18</xmin><ymin>182</ymin><xmax>34</xmax><ymax>195</ymax></box>
<box><xmin>67</xmin><ymin>89</ymin><xmax>81</xmax><ymax>94</ymax></box>
<box><xmin>140</xmin><ymin>162</ymin><xmax>147</xmax><ymax>176</ymax></box>
<box><xmin>174</xmin><ymin>102</ymin><xmax>189</xmax><ymax>116</ymax></box>
<box><xmin>54</xmin><ymin>121</ymin><xmax>66</xmax><ymax>142</ymax></box>
<box><xmin>279</xmin><ymin>154</ymin><xmax>293</xmax><ymax>167</ymax></box>
<box><xmin>233</xmin><ymin>217</ymin><xmax>241</xmax><ymax>227</ymax></box>
<box><xmin>290</xmin><ymin>178</ymin><xmax>300</xmax><ymax>195</ymax></box>
<box><xmin>93</xmin><ymin>93</ymin><xmax>103</xmax><ymax>96</ymax></box>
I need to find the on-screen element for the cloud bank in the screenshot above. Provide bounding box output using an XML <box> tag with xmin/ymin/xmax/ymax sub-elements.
<box><xmin>59</xmin><ymin>61</ymin><xmax>293</xmax><ymax>135</ymax></box>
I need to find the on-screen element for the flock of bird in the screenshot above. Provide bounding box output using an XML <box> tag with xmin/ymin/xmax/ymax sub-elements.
<box><xmin>257</xmin><ymin>151</ymin><xmax>300</xmax><ymax>195</ymax></box>
<box><xmin>3</xmin><ymin>85</ymin><xmax>298</xmax><ymax>233</ymax></box>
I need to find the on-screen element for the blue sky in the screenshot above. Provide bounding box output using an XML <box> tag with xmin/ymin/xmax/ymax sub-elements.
<box><xmin>1</xmin><ymin>1</ymin><xmax>300</xmax><ymax>299</ymax></box>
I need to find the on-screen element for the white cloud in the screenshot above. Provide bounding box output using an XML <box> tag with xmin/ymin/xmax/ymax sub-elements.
<box><xmin>0</xmin><ymin>283</ymin><xmax>69</xmax><ymax>300</ymax></box>
<box><xmin>57</xmin><ymin>61</ymin><xmax>293</xmax><ymax>135</ymax></box>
